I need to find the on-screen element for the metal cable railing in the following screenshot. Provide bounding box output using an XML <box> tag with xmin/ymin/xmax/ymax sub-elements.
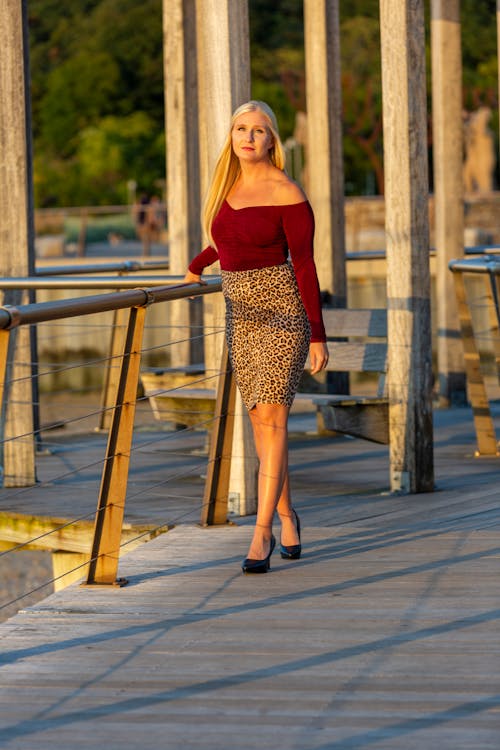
<box><xmin>0</xmin><ymin>276</ymin><xmax>246</xmax><ymax>617</ymax></box>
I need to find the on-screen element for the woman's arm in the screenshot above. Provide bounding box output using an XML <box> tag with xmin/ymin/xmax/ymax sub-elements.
<box><xmin>188</xmin><ymin>246</ymin><xmax>219</xmax><ymax>276</ymax></box>
<box><xmin>281</xmin><ymin>201</ymin><xmax>327</xmax><ymax>343</ymax></box>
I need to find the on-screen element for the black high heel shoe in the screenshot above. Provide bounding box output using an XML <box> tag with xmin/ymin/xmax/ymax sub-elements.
<box><xmin>280</xmin><ymin>509</ymin><xmax>301</xmax><ymax>560</ymax></box>
<box><xmin>242</xmin><ymin>535</ymin><xmax>276</xmax><ymax>574</ymax></box>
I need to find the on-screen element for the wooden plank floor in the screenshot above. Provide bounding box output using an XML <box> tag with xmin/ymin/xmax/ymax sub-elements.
<box><xmin>0</xmin><ymin>405</ymin><xmax>499</xmax><ymax>748</ymax></box>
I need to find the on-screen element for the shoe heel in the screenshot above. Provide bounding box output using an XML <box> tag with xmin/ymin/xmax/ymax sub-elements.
<box><xmin>280</xmin><ymin>509</ymin><xmax>301</xmax><ymax>560</ymax></box>
<box><xmin>242</xmin><ymin>535</ymin><xmax>275</xmax><ymax>574</ymax></box>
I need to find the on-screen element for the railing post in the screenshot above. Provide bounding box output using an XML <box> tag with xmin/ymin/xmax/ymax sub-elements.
<box><xmin>98</xmin><ymin>307</ymin><xmax>128</xmax><ymax>431</ymax></box>
<box><xmin>486</xmin><ymin>269</ymin><xmax>500</xmax><ymax>383</ymax></box>
<box><xmin>453</xmin><ymin>270</ymin><xmax>498</xmax><ymax>456</ymax></box>
<box><xmin>201</xmin><ymin>341</ymin><xmax>236</xmax><ymax>526</ymax></box>
<box><xmin>0</xmin><ymin>329</ymin><xmax>10</xmax><ymax>435</ymax></box>
<box><xmin>85</xmin><ymin>304</ymin><xmax>147</xmax><ymax>585</ymax></box>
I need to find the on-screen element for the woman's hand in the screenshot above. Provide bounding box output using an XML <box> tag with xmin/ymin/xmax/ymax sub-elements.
<box><xmin>309</xmin><ymin>341</ymin><xmax>329</xmax><ymax>374</ymax></box>
<box><xmin>183</xmin><ymin>270</ymin><xmax>205</xmax><ymax>285</ymax></box>
<box><xmin>182</xmin><ymin>270</ymin><xmax>207</xmax><ymax>298</ymax></box>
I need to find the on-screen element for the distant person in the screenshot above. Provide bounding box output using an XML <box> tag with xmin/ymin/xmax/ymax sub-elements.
<box><xmin>134</xmin><ymin>194</ymin><xmax>149</xmax><ymax>227</ymax></box>
<box><xmin>463</xmin><ymin>107</ymin><xmax>496</xmax><ymax>193</ymax></box>
<box><xmin>184</xmin><ymin>100</ymin><xmax>328</xmax><ymax>574</ymax></box>
<box><xmin>147</xmin><ymin>195</ymin><xmax>165</xmax><ymax>243</ymax></box>
<box><xmin>134</xmin><ymin>194</ymin><xmax>153</xmax><ymax>256</ymax></box>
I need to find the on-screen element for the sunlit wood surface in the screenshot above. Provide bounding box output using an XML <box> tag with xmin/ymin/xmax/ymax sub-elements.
<box><xmin>0</xmin><ymin>405</ymin><xmax>499</xmax><ymax>749</ymax></box>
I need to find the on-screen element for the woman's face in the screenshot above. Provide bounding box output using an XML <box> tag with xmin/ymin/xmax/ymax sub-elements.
<box><xmin>231</xmin><ymin>110</ymin><xmax>274</xmax><ymax>163</ymax></box>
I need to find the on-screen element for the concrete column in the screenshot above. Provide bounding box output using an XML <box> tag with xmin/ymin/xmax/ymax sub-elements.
<box><xmin>304</xmin><ymin>0</ymin><xmax>346</xmax><ymax>304</ymax></box>
<box><xmin>431</xmin><ymin>0</ymin><xmax>466</xmax><ymax>406</ymax></box>
<box><xmin>163</xmin><ymin>0</ymin><xmax>203</xmax><ymax>366</ymax></box>
<box><xmin>0</xmin><ymin>0</ymin><xmax>36</xmax><ymax>486</ymax></box>
<box><xmin>379</xmin><ymin>0</ymin><xmax>434</xmax><ymax>493</ymax></box>
<box><xmin>195</xmin><ymin>0</ymin><xmax>257</xmax><ymax>515</ymax></box>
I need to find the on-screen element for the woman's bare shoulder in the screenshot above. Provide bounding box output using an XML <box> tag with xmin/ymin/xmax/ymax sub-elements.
<box><xmin>271</xmin><ymin>176</ymin><xmax>307</xmax><ymax>205</ymax></box>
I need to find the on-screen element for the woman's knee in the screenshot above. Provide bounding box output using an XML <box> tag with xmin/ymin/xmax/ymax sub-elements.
<box><xmin>253</xmin><ymin>403</ymin><xmax>289</xmax><ymax>431</ymax></box>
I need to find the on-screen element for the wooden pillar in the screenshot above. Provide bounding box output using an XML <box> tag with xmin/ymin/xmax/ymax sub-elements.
<box><xmin>0</xmin><ymin>0</ymin><xmax>36</xmax><ymax>486</ymax></box>
<box><xmin>304</xmin><ymin>0</ymin><xmax>346</xmax><ymax>304</ymax></box>
<box><xmin>497</xmin><ymin>2</ymin><xmax>500</xmax><ymax>171</ymax></box>
<box><xmin>196</xmin><ymin>0</ymin><xmax>257</xmax><ymax>515</ymax></box>
<box><xmin>163</xmin><ymin>0</ymin><xmax>204</xmax><ymax>367</ymax></box>
<box><xmin>196</xmin><ymin>0</ymin><xmax>251</xmax><ymax>200</ymax></box>
<box><xmin>379</xmin><ymin>0</ymin><xmax>434</xmax><ymax>493</ymax></box>
<box><xmin>431</xmin><ymin>0</ymin><xmax>466</xmax><ymax>406</ymax></box>
<box><xmin>196</xmin><ymin>0</ymin><xmax>251</xmax><ymax>377</ymax></box>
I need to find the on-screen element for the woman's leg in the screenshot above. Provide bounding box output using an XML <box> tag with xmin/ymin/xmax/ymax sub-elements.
<box><xmin>246</xmin><ymin>403</ymin><xmax>298</xmax><ymax>560</ymax></box>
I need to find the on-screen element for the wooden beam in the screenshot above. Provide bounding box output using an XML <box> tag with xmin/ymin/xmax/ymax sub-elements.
<box><xmin>431</xmin><ymin>0</ymin><xmax>466</xmax><ymax>406</ymax></box>
<box><xmin>379</xmin><ymin>0</ymin><xmax>434</xmax><ymax>493</ymax></box>
<box><xmin>163</xmin><ymin>0</ymin><xmax>204</xmax><ymax>367</ymax></box>
<box><xmin>195</xmin><ymin>0</ymin><xmax>256</xmax><ymax>514</ymax></box>
<box><xmin>498</xmin><ymin>2</ymin><xmax>500</xmax><ymax>174</ymax></box>
<box><xmin>195</xmin><ymin>0</ymin><xmax>251</xmax><ymax>373</ymax></box>
<box><xmin>86</xmin><ymin>305</ymin><xmax>147</xmax><ymax>585</ymax></box>
<box><xmin>0</xmin><ymin>511</ymin><xmax>160</xmax><ymax>554</ymax></box>
<box><xmin>304</xmin><ymin>0</ymin><xmax>346</xmax><ymax>304</ymax></box>
<box><xmin>0</xmin><ymin>0</ymin><xmax>36</xmax><ymax>486</ymax></box>
<box><xmin>201</xmin><ymin>342</ymin><xmax>236</xmax><ymax>525</ymax></box>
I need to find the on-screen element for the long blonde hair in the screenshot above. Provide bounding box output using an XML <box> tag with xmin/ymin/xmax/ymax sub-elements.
<box><xmin>202</xmin><ymin>100</ymin><xmax>286</xmax><ymax>246</ymax></box>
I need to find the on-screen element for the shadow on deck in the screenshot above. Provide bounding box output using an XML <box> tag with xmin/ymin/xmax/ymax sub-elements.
<box><xmin>0</xmin><ymin>405</ymin><xmax>499</xmax><ymax>749</ymax></box>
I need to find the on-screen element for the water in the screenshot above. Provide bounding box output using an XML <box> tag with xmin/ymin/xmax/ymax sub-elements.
<box><xmin>0</xmin><ymin>550</ymin><xmax>53</xmax><ymax>623</ymax></box>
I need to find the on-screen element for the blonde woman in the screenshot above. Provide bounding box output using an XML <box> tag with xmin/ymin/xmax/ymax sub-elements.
<box><xmin>184</xmin><ymin>101</ymin><xmax>328</xmax><ymax>573</ymax></box>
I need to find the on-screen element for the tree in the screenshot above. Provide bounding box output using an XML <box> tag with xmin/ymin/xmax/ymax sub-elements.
<box><xmin>29</xmin><ymin>0</ymin><xmax>164</xmax><ymax>206</ymax></box>
<box><xmin>28</xmin><ymin>0</ymin><xmax>499</xmax><ymax>204</ymax></box>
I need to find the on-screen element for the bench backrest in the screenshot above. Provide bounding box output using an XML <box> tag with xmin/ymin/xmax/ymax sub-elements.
<box><xmin>322</xmin><ymin>308</ymin><xmax>388</xmax><ymax>375</ymax></box>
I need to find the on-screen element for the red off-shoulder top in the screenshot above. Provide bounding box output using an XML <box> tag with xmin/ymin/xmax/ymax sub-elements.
<box><xmin>188</xmin><ymin>200</ymin><xmax>326</xmax><ymax>342</ymax></box>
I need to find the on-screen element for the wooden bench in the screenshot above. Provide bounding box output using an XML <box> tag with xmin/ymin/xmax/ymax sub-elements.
<box><xmin>141</xmin><ymin>308</ymin><xmax>388</xmax><ymax>442</ymax></box>
<box><xmin>140</xmin><ymin>366</ymin><xmax>215</xmax><ymax>429</ymax></box>
<box><xmin>304</xmin><ymin>307</ymin><xmax>388</xmax><ymax>444</ymax></box>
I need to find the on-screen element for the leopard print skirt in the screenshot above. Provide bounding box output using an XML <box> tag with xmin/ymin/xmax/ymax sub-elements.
<box><xmin>221</xmin><ymin>263</ymin><xmax>311</xmax><ymax>410</ymax></box>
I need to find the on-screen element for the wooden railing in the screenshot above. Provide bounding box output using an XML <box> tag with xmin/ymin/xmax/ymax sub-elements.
<box><xmin>0</xmin><ymin>278</ymin><xmax>239</xmax><ymax>587</ymax></box>
<box><xmin>449</xmin><ymin>256</ymin><xmax>500</xmax><ymax>456</ymax></box>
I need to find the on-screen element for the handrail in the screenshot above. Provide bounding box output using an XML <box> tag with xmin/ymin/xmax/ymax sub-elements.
<box><xmin>0</xmin><ymin>279</ymin><xmax>221</xmax><ymax>329</ymax></box>
<box><xmin>0</xmin><ymin>276</ymin><xmax>233</xmax><ymax>587</ymax></box>
<box><xmin>346</xmin><ymin>245</ymin><xmax>500</xmax><ymax>262</ymax></box>
<box><xmin>0</xmin><ymin>275</ymin><xmax>186</xmax><ymax>290</ymax></box>
<box><xmin>35</xmin><ymin>260</ymin><xmax>170</xmax><ymax>276</ymax></box>
<box><xmin>448</xmin><ymin>256</ymin><xmax>500</xmax><ymax>274</ymax></box>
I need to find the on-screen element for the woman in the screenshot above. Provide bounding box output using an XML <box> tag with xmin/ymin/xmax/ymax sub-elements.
<box><xmin>184</xmin><ymin>100</ymin><xmax>328</xmax><ymax>573</ymax></box>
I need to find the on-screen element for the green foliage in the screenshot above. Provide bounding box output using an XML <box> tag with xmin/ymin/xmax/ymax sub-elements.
<box><xmin>249</xmin><ymin>1</ymin><xmax>305</xmax><ymax>139</ymax></box>
<box><xmin>40</xmin><ymin>52</ymin><xmax>121</xmax><ymax>154</ymax></box>
<box><xmin>340</xmin><ymin>16</ymin><xmax>383</xmax><ymax>194</ymax></box>
<box><xmin>64</xmin><ymin>213</ymin><xmax>136</xmax><ymax>243</ymax></box>
<box><xmin>29</xmin><ymin>0</ymin><xmax>164</xmax><ymax>207</ymax></box>
<box><xmin>77</xmin><ymin>113</ymin><xmax>165</xmax><ymax>204</ymax></box>
<box><xmin>34</xmin><ymin>112</ymin><xmax>164</xmax><ymax>207</ymax></box>
<box><xmin>249</xmin><ymin>0</ymin><xmax>304</xmax><ymax>50</ymax></box>
<box><xmin>29</xmin><ymin>0</ymin><xmax>499</xmax><ymax>205</ymax></box>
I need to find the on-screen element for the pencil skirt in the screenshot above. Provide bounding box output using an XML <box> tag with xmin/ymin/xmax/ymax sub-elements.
<box><xmin>221</xmin><ymin>263</ymin><xmax>311</xmax><ymax>411</ymax></box>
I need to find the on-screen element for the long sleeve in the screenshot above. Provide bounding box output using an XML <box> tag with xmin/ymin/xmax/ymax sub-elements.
<box><xmin>188</xmin><ymin>245</ymin><xmax>219</xmax><ymax>275</ymax></box>
<box><xmin>282</xmin><ymin>202</ymin><xmax>326</xmax><ymax>342</ymax></box>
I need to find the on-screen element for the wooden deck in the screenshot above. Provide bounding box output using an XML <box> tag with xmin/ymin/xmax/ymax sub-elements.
<box><xmin>0</xmin><ymin>404</ymin><xmax>499</xmax><ymax>748</ymax></box>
